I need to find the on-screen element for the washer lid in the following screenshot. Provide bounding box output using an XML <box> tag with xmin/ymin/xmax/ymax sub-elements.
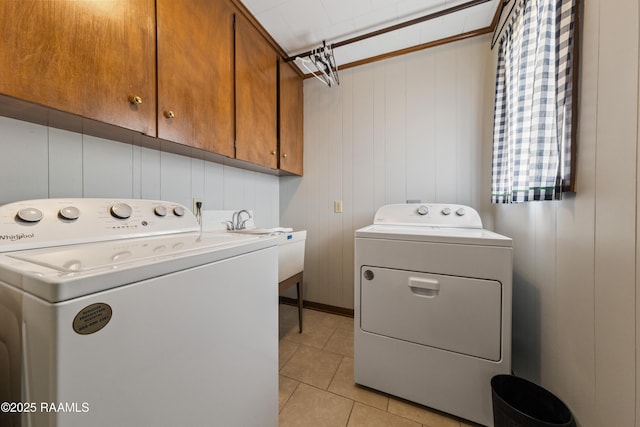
<box><xmin>356</xmin><ymin>224</ymin><xmax>512</xmax><ymax>247</ymax></box>
<box><xmin>0</xmin><ymin>231</ymin><xmax>276</xmax><ymax>302</ymax></box>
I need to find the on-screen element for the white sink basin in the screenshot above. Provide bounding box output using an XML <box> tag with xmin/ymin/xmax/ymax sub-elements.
<box><xmin>229</xmin><ymin>228</ymin><xmax>306</xmax><ymax>282</ymax></box>
<box><xmin>200</xmin><ymin>210</ymin><xmax>306</xmax><ymax>283</ymax></box>
<box><xmin>276</xmin><ymin>230</ymin><xmax>306</xmax><ymax>282</ymax></box>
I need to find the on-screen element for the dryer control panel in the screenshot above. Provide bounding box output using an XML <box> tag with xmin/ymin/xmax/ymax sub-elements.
<box><xmin>373</xmin><ymin>203</ymin><xmax>483</xmax><ymax>229</ymax></box>
<box><xmin>0</xmin><ymin>198</ymin><xmax>199</xmax><ymax>252</ymax></box>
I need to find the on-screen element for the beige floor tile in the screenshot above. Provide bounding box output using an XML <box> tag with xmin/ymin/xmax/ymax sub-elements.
<box><xmin>283</xmin><ymin>321</ymin><xmax>335</xmax><ymax>349</ymax></box>
<box><xmin>318</xmin><ymin>312</ymin><xmax>354</xmax><ymax>331</ymax></box>
<box><xmin>328</xmin><ymin>357</ymin><xmax>388</xmax><ymax>410</ymax></box>
<box><xmin>279</xmin><ymin>383</ymin><xmax>354</xmax><ymax>427</ymax></box>
<box><xmin>280</xmin><ymin>344</ymin><xmax>343</xmax><ymax>389</ymax></box>
<box><xmin>388</xmin><ymin>398</ymin><xmax>461</xmax><ymax>427</ymax></box>
<box><xmin>300</xmin><ymin>308</ymin><xmax>329</xmax><ymax>325</ymax></box>
<box><xmin>279</xmin><ymin>375</ymin><xmax>299</xmax><ymax>411</ymax></box>
<box><xmin>347</xmin><ymin>402</ymin><xmax>421</xmax><ymax>427</ymax></box>
<box><xmin>324</xmin><ymin>327</ymin><xmax>354</xmax><ymax>357</ymax></box>
<box><xmin>279</xmin><ymin>339</ymin><xmax>300</xmax><ymax>369</ymax></box>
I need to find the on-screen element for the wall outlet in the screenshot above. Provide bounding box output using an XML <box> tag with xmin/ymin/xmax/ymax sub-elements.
<box><xmin>334</xmin><ymin>200</ymin><xmax>343</xmax><ymax>213</ymax></box>
<box><xmin>193</xmin><ymin>198</ymin><xmax>202</xmax><ymax>213</ymax></box>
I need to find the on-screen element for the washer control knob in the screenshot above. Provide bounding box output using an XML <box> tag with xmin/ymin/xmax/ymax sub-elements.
<box><xmin>59</xmin><ymin>206</ymin><xmax>80</xmax><ymax>220</ymax></box>
<box><xmin>17</xmin><ymin>207</ymin><xmax>43</xmax><ymax>223</ymax></box>
<box><xmin>416</xmin><ymin>205</ymin><xmax>429</xmax><ymax>216</ymax></box>
<box><xmin>154</xmin><ymin>206</ymin><xmax>167</xmax><ymax>217</ymax></box>
<box><xmin>442</xmin><ymin>207</ymin><xmax>451</xmax><ymax>216</ymax></box>
<box><xmin>173</xmin><ymin>206</ymin><xmax>185</xmax><ymax>217</ymax></box>
<box><xmin>456</xmin><ymin>208</ymin><xmax>466</xmax><ymax>216</ymax></box>
<box><xmin>110</xmin><ymin>203</ymin><xmax>132</xmax><ymax>219</ymax></box>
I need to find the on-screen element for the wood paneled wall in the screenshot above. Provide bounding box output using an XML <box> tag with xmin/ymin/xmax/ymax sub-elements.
<box><xmin>490</xmin><ymin>1</ymin><xmax>640</xmax><ymax>426</ymax></box>
<box><xmin>279</xmin><ymin>35</ymin><xmax>492</xmax><ymax>309</ymax></box>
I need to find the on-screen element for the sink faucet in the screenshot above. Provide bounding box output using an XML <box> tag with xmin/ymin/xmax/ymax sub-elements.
<box><xmin>230</xmin><ymin>209</ymin><xmax>252</xmax><ymax>230</ymax></box>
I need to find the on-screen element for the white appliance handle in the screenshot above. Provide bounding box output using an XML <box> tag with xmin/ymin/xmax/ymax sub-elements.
<box><xmin>408</xmin><ymin>277</ymin><xmax>440</xmax><ymax>298</ymax></box>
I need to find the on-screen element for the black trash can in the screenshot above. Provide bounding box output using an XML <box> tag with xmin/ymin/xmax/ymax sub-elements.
<box><xmin>491</xmin><ymin>375</ymin><xmax>576</xmax><ymax>427</ymax></box>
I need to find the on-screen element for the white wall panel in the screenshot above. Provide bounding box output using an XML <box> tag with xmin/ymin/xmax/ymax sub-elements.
<box><xmin>159</xmin><ymin>151</ymin><xmax>191</xmax><ymax>207</ymax></box>
<box><xmin>49</xmin><ymin>127</ymin><xmax>83</xmax><ymax>198</ymax></box>
<box><xmin>327</xmin><ymin>71</ymin><xmax>347</xmax><ymax>305</ymax></box>
<box><xmin>339</xmin><ymin>69</ymin><xmax>354</xmax><ymax>307</ymax></box>
<box><xmin>373</xmin><ymin>65</ymin><xmax>387</xmax><ymax>210</ymax></box>
<box><xmin>406</xmin><ymin>48</ymin><xmax>436</xmax><ymax>203</ymax></box>
<box><xmin>140</xmin><ymin>147</ymin><xmax>161</xmax><ymax>200</ymax></box>
<box><xmin>83</xmin><ymin>135</ymin><xmax>133</xmax><ymax>198</ymax></box>
<box><xmin>204</xmin><ymin>161</ymin><xmax>224</xmax><ymax>211</ymax></box>
<box><xmin>383</xmin><ymin>58</ymin><xmax>407</xmax><ymax>205</ymax></box>
<box><xmin>191</xmin><ymin>158</ymin><xmax>205</xmax><ymax>206</ymax></box>
<box><xmin>0</xmin><ymin>117</ymin><xmax>48</xmax><ymax>204</ymax></box>
<box><xmin>434</xmin><ymin>44</ymin><xmax>458</xmax><ymax>203</ymax></box>
<box><xmin>593</xmin><ymin>0</ymin><xmax>638</xmax><ymax>424</ymax></box>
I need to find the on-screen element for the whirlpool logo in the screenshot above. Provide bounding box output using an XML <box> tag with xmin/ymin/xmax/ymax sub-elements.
<box><xmin>0</xmin><ymin>233</ymin><xmax>35</xmax><ymax>242</ymax></box>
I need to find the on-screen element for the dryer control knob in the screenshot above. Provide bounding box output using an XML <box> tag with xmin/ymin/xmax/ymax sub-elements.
<box><xmin>442</xmin><ymin>207</ymin><xmax>451</xmax><ymax>216</ymax></box>
<box><xmin>154</xmin><ymin>206</ymin><xmax>167</xmax><ymax>217</ymax></box>
<box><xmin>173</xmin><ymin>206</ymin><xmax>185</xmax><ymax>217</ymax></box>
<box><xmin>456</xmin><ymin>208</ymin><xmax>466</xmax><ymax>216</ymax></box>
<box><xmin>59</xmin><ymin>206</ymin><xmax>80</xmax><ymax>220</ymax></box>
<box><xmin>110</xmin><ymin>203</ymin><xmax>132</xmax><ymax>219</ymax></box>
<box><xmin>17</xmin><ymin>207</ymin><xmax>43</xmax><ymax>223</ymax></box>
<box><xmin>417</xmin><ymin>205</ymin><xmax>429</xmax><ymax>216</ymax></box>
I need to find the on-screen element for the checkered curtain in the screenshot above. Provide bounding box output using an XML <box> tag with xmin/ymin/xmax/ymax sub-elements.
<box><xmin>491</xmin><ymin>0</ymin><xmax>577</xmax><ymax>203</ymax></box>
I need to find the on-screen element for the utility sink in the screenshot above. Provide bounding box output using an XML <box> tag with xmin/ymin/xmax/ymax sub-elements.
<box><xmin>275</xmin><ymin>230</ymin><xmax>306</xmax><ymax>282</ymax></box>
<box><xmin>200</xmin><ymin>210</ymin><xmax>305</xmax><ymax>282</ymax></box>
<box><xmin>237</xmin><ymin>229</ymin><xmax>306</xmax><ymax>282</ymax></box>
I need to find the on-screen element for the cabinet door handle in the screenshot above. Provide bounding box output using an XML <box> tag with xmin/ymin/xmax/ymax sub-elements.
<box><xmin>164</xmin><ymin>110</ymin><xmax>175</xmax><ymax>118</ymax></box>
<box><xmin>271</xmin><ymin>150</ymin><xmax>276</xmax><ymax>155</ymax></box>
<box><xmin>129</xmin><ymin>95</ymin><xmax>143</xmax><ymax>105</ymax></box>
<box><xmin>282</xmin><ymin>153</ymin><xmax>288</xmax><ymax>158</ymax></box>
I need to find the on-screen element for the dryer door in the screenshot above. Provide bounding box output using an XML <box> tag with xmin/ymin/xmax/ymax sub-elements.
<box><xmin>359</xmin><ymin>266</ymin><xmax>502</xmax><ymax>361</ymax></box>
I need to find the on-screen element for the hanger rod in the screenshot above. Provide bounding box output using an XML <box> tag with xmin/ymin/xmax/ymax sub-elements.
<box><xmin>284</xmin><ymin>0</ymin><xmax>493</xmax><ymax>62</ymax></box>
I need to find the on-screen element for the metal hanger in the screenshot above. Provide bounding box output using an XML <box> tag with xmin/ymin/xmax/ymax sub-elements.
<box><xmin>294</xmin><ymin>41</ymin><xmax>340</xmax><ymax>87</ymax></box>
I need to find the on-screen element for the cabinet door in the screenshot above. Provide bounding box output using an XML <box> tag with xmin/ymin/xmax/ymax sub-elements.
<box><xmin>0</xmin><ymin>0</ymin><xmax>156</xmax><ymax>135</ymax></box>
<box><xmin>235</xmin><ymin>15</ymin><xmax>278</xmax><ymax>169</ymax></box>
<box><xmin>279</xmin><ymin>61</ymin><xmax>304</xmax><ymax>175</ymax></box>
<box><xmin>157</xmin><ymin>0</ymin><xmax>234</xmax><ymax>156</ymax></box>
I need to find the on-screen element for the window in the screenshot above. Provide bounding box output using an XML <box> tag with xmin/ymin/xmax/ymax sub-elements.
<box><xmin>491</xmin><ymin>0</ymin><xmax>578</xmax><ymax>203</ymax></box>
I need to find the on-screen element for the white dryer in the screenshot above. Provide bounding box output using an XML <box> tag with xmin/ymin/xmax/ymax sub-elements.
<box><xmin>0</xmin><ymin>198</ymin><xmax>278</xmax><ymax>427</ymax></box>
<box><xmin>354</xmin><ymin>203</ymin><xmax>512</xmax><ymax>426</ymax></box>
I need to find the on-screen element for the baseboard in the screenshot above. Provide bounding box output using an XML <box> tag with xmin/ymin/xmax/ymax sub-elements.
<box><xmin>279</xmin><ymin>297</ymin><xmax>354</xmax><ymax>317</ymax></box>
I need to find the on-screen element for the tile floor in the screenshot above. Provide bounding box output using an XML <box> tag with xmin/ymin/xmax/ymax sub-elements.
<box><xmin>278</xmin><ymin>304</ymin><xmax>480</xmax><ymax>427</ymax></box>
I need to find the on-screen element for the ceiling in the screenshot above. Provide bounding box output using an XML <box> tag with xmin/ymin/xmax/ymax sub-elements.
<box><xmin>241</xmin><ymin>0</ymin><xmax>501</xmax><ymax>70</ymax></box>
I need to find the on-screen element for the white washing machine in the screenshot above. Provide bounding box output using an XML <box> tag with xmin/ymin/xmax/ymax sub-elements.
<box><xmin>354</xmin><ymin>203</ymin><xmax>512</xmax><ymax>426</ymax></box>
<box><xmin>0</xmin><ymin>198</ymin><xmax>278</xmax><ymax>427</ymax></box>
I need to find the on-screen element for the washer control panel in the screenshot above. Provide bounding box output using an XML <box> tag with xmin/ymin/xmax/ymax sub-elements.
<box><xmin>373</xmin><ymin>203</ymin><xmax>483</xmax><ymax>229</ymax></box>
<box><xmin>0</xmin><ymin>198</ymin><xmax>199</xmax><ymax>252</ymax></box>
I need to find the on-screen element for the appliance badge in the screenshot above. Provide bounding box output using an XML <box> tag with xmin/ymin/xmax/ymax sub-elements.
<box><xmin>73</xmin><ymin>303</ymin><xmax>112</xmax><ymax>335</ymax></box>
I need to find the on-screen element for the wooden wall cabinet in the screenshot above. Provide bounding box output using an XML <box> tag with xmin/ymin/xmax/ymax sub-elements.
<box><xmin>0</xmin><ymin>0</ymin><xmax>304</xmax><ymax>176</ymax></box>
<box><xmin>156</xmin><ymin>0</ymin><xmax>235</xmax><ymax>157</ymax></box>
<box><xmin>0</xmin><ymin>0</ymin><xmax>156</xmax><ymax>135</ymax></box>
<box><xmin>235</xmin><ymin>14</ymin><xmax>278</xmax><ymax>170</ymax></box>
<box><xmin>278</xmin><ymin>61</ymin><xmax>304</xmax><ymax>176</ymax></box>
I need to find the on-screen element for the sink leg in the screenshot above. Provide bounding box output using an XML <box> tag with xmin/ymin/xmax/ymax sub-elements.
<box><xmin>296</xmin><ymin>274</ymin><xmax>303</xmax><ymax>333</ymax></box>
